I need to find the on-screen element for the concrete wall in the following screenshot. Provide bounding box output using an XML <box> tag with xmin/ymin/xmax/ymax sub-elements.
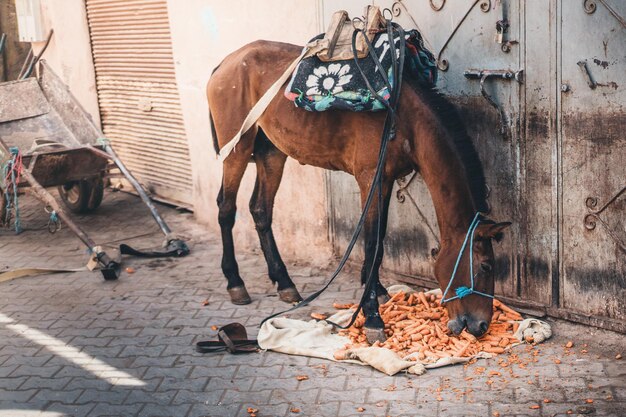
<box><xmin>31</xmin><ymin>0</ymin><xmax>100</xmax><ymax>127</ymax></box>
<box><xmin>166</xmin><ymin>0</ymin><xmax>333</xmax><ymax>264</ymax></box>
<box><xmin>30</xmin><ymin>0</ymin><xmax>333</xmax><ymax>266</ymax></box>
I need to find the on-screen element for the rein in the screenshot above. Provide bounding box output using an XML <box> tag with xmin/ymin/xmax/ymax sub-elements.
<box><xmin>261</xmin><ymin>19</ymin><xmax>406</xmax><ymax>328</ymax></box>
<box><xmin>441</xmin><ymin>212</ymin><xmax>494</xmax><ymax>303</ymax></box>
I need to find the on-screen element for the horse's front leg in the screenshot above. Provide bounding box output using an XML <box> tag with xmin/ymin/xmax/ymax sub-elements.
<box><xmin>357</xmin><ymin>176</ymin><xmax>394</xmax><ymax>344</ymax></box>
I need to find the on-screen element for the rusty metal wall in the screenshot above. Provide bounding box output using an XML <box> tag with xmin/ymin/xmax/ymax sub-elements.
<box><xmin>325</xmin><ymin>0</ymin><xmax>625</xmax><ymax>332</ymax></box>
<box><xmin>85</xmin><ymin>0</ymin><xmax>192</xmax><ymax>206</ymax></box>
<box><xmin>559</xmin><ymin>2</ymin><xmax>625</xmax><ymax>326</ymax></box>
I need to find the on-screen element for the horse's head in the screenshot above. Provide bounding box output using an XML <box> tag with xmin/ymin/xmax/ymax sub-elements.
<box><xmin>434</xmin><ymin>218</ymin><xmax>511</xmax><ymax>337</ymax></box>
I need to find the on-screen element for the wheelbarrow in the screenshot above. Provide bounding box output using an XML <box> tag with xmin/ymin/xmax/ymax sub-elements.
<box><xmin>0</xmin><ymin>61</ymin><xmax>189</xmax><ymax>280</ymax></box>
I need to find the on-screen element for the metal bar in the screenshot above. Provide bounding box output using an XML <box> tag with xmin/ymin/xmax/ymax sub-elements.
<box><xmin>464</xmin><ymin>69</ymin><xmax>523</xmax><ymax>140</ymax></box>
<box><xmin>21</xmin><ymin>169</ymin><xmax>120</xmax><ymax>280</ymax></box>
<box><xmin>429</xmin><ymin>0</ymin><xmax>446</xmax><ymax>12</ymax></box>
<box><xmin>0</xmin><ymin>140</ymin><xmax>119</xmax><ymax>279</ymax></box>
<box><xmin>102</xmin><ymin>143</ymin><xmax>172</xmax><ymax>237</ymax></box>
<box><xmin>435</xmin><ymin>0</ymin><xmax>491</xmax><ymax>71</ymax></box>
<box><xmin>576</xmin><ymin>60</ymin><xmax>597</xmax><ymax>89</ymax></box>
<box><xmin>20</xmin><ymin>29</ymin><xmax>54</xmax><ymax>80</ymax></box>
<box><xmin>584</xmin><ymin>186</ymin><xmax>626</xmax><ymax>252</ymax></box>
<box><xmin>600</xmin><ymin>0</ymin><xmax>626</xmax><ymax>28</ymax></box>
<box><xmin>22</xmin><ymin>170</ymin><xmax>95</xmax><ymax>248</ymax></box>
<box><xmin>0</xmin><ymin>33</ymin><xmax>6</xmax><ymax>55</ymax></box>
<box><xmin>391</xmin><ymin>1</ymin><xmax>435</xmax><ymax>52</ymax></box>
<box><xmin>17</xmin><ymin>46</ymin><xmax>33</xmax><ymax>80</ymax></box>
<box><xmin>395</xmin><ymin>172</ymin><xmax>441</xmax><ymax>246</ymax></box>
<box><xmin>86</xmin><ymin>145</ymin><xmax>114</xmax><ymax>161</ymax></box>
<box><xmin>584</xmin><ymin>0</ymin><xmax>626</xmax><ymax>28</ymax></box>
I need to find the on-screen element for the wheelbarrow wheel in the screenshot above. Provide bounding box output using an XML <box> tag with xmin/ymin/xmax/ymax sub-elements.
<box><xmin>58</xmin><ymin>178</ymin><xmax>104</xmax><ymax>214</ymax></box>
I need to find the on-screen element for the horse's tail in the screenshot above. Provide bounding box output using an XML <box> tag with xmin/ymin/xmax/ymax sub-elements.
<box><xmin>209</xmin><ymin>106</ymin><xmax>220</xmax><ymax>156</ymax></box>
<box><xmin>208</xmin><ymin>64</ymin><xmax>221</xmax><ymax>156</ymax></box>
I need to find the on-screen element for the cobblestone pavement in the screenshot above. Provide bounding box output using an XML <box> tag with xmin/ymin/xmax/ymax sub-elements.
<box><xmin>0</xmin><ymin>191</ymin><xmax>624</xmax><ymax>417</ymax></box>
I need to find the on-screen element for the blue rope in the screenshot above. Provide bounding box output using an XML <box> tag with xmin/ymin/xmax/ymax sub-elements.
<box><xmin>96</xmin><ymin>137</ymin><xmax>110</xmax><ymax>147</ymax></box>
<box><xmin>441</xmin><ymin>212</ymin><xmax>494</xmax><ymax>303</ymax></box>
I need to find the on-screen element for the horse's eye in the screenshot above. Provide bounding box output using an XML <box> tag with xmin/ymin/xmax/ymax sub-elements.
<box><xmin>480</xmin><ymin>262</ymin><xmax>493</xmax><ymax>272</ymax></box>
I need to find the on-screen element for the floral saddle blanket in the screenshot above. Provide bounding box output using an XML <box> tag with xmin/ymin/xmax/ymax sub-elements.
<box><xmin>284</xmin><ymin>29</ymin><xmax>437</xmax><ymax>112</ymax></box>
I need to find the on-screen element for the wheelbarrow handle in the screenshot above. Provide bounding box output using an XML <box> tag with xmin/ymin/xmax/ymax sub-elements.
<box><xmin>20</xmin><ymin>166</ymin><xmax>121</xmax><ymax>280</ymax></box>
<box><xmin>101</xmin><ymin>143</ymin><xmax>172</xmax><ymax>237</ymax></box>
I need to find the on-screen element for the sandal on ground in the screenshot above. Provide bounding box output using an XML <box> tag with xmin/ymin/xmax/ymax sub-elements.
<box><xmin>195</xmin><ymin>323</ymin><xmax>259</xmax><ymax>354</ymax></box>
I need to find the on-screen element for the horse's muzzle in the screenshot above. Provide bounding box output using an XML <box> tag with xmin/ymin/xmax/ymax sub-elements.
<box><xmin>447</xmin><ymin>314</ymin><xmax>489</xmax><ymax>337</ymax></box>
<box><xmin>447</xmin><ymin>315</ymin><xmax>466</xmax><ymax>335</ymax></box>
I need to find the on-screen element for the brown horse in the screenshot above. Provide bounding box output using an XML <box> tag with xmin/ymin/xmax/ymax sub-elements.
<box><xmin>207</xmin><ymin>40</ymin><xmax>511</xmax><ymax>341</ymax></box>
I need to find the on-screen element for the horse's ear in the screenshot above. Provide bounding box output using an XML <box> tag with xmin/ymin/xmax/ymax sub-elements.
<box><xmin>476</xmin><ymin>221</ymin><xmax>512</xmax><ymax>243</ymax></box>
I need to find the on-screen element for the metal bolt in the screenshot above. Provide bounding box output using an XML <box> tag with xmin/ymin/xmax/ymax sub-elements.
<box><xmin>561</xmin><ymin>83</ymin><xmax>570</xmax><ymax>92</ymax></box>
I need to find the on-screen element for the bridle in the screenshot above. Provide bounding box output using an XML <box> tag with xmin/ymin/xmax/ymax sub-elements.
<box><xmin>441</xmin><ymin>212</ymin><xmax>494</xmax><ymax>303</ymax></box>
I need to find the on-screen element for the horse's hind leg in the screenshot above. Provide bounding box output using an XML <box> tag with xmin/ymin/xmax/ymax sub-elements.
<box><xmin>249</xmin><ymin>130</ymin><xmax>302</xmax><ymax>303</ymax></box>
<box><xmin>217</xmin><ymin>132</ymin><xmax>256</xmax><ymax>305</ymax></box>
<box><xmin>356</xmin><ymin>174</ymin><xmax>394</xmax><ymax>343</ymax></box>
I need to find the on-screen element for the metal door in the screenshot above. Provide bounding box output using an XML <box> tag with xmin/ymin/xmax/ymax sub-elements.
<box><xmin>85</xmin><ymin>0</ymin><xmax>193</xmax><ymax>206</ymax></box>
<box><xmin>558</xmin><ymin>1</ymin><xmax>625</xmax><ymax>327</ymax></box>
<box><xmin>325</xmin><ymin>0</ymin><xmax>525</xmax><ymax>297</ymax></box>
<box><xmin>324</xmin><ymin>1</ymin><xmax>625</xmax><ymax>331</ymax></box>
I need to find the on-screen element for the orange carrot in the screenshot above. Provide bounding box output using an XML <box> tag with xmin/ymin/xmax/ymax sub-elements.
<box><xmin>389</xmin><ymin>291</ymin><xmax>405</xmax><ymax>302</ymax></box>
<box><xmin>310</xmin><ymin>313</ymin><xmax>327</xmax><ymax>320</ymax></box>
<box><xmin>493</xmin><ymin>299</ymin><xmax>523</xmax><ymax>320</ymax></box>
<box><xmin>455</xmin><ymin>341</ymin><xmax>472</xmax><ymax>357</ymax></box>
<box><xmin>407</xmin><ymin>293</ymin><xmax>416</xmax><ymax>306</ymax></box>
<box><xmin>483</xmin><ymin>346</ymin><xmax>505</xmax><ymax>354</ymax></box>
<box><xmin>417</xmin><ymin>292</ymin><xmax>430</xmax><ymax>309</ymax></box>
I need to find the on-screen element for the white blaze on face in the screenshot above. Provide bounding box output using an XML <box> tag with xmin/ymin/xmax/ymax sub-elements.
<box><xmin>0</xmin><ymin>312</ymin><xmax>145</xmax><ymax>387</ymax></box>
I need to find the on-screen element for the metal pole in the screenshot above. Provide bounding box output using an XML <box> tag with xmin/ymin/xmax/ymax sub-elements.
<box><xmin>102</xmin><ymin>143</ymin><xmax>172</xmax><ymax>237</ymax></box>
<box><xmin>19</xmin><ymin>169</ymin><xmax>120</xmax><ymax>280</ymax></box>
<box><xmin>0</xmin><ymin>33</ymin><xmax>6</xmax><ymax>55</ymax></box>
<box><xmin>20</xmin><ymin>29</ymin><xmax>54</xmax><ymax>80</ymax></box>
<box><xmin>0</xmin><ymin>140</ymin><xmax>119</xmax><ymax>280</ymax></box>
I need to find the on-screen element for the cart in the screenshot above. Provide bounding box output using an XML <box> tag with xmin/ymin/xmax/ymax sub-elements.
<box><xmin>0</xmin><ymin>61</ymin><xmax>189</xmax><ymax>280</ymax></box>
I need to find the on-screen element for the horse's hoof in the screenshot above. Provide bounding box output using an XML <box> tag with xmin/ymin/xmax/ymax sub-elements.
<box><xmin>365</xmin><ymin>327</ymin><xmax>387</xmax><ymax>344</ymax></box>
<box><xmin>228</xmin><ymin>286</ymin><xmax>252</xmax><ymax>305</ymax></box>
<box><xmin>278</xmin><ymin>287</ymin><xmax>303</xmax><ymax>304</ymax></box>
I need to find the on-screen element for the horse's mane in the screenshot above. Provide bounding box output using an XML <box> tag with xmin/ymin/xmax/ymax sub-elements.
<box><xmin>404</xmin><ymin>77</ymin><xmax>490</xmax><ymax>213</ymax></box>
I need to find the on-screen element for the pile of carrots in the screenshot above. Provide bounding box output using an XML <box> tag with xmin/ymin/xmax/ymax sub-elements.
<box><xmin>332</xmin><ymin>291</ymin><xmax>523</xmax><ymax>361</ymax></box>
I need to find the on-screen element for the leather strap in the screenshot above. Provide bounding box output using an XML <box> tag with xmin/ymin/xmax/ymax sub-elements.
<box><xmin>260</xmin><ymin>21</ymin><xmax>407</xmax><ymax>329</ymax></box>
<box><xmin>218</xmin><ymin>329</ymin><xmax>237</xmax><ymax>353</ymax></box>
<box><xmin>0</xmin><ymin>267</ymin><xmax>86</xmax><ymax>283</ymax></box>
<box><xmin>217</xmin><ymin>47</ymin><xmax>310</xmax><ymax>162</ymax></box>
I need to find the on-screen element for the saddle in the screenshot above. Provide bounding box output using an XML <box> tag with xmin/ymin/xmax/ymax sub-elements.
<box><xmin>217</xmin><ymin>7</ymin><xmax>436</xmax><ymax>159</ymax></box>
<box><xmin>307</xmin><ymin>6</ymin><xmax>385</xmax><ymax>62</ymax></box>
<box><xmin>285</xmin><ymin>6</ymin><xmax>437</xmax><ymax>112</ymax></box>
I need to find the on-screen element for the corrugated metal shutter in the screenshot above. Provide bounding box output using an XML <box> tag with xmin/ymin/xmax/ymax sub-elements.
<box><xmin>85</xmin><ymin>0</ymin><xmax>192</xmax><ymax>206</ymax></box>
